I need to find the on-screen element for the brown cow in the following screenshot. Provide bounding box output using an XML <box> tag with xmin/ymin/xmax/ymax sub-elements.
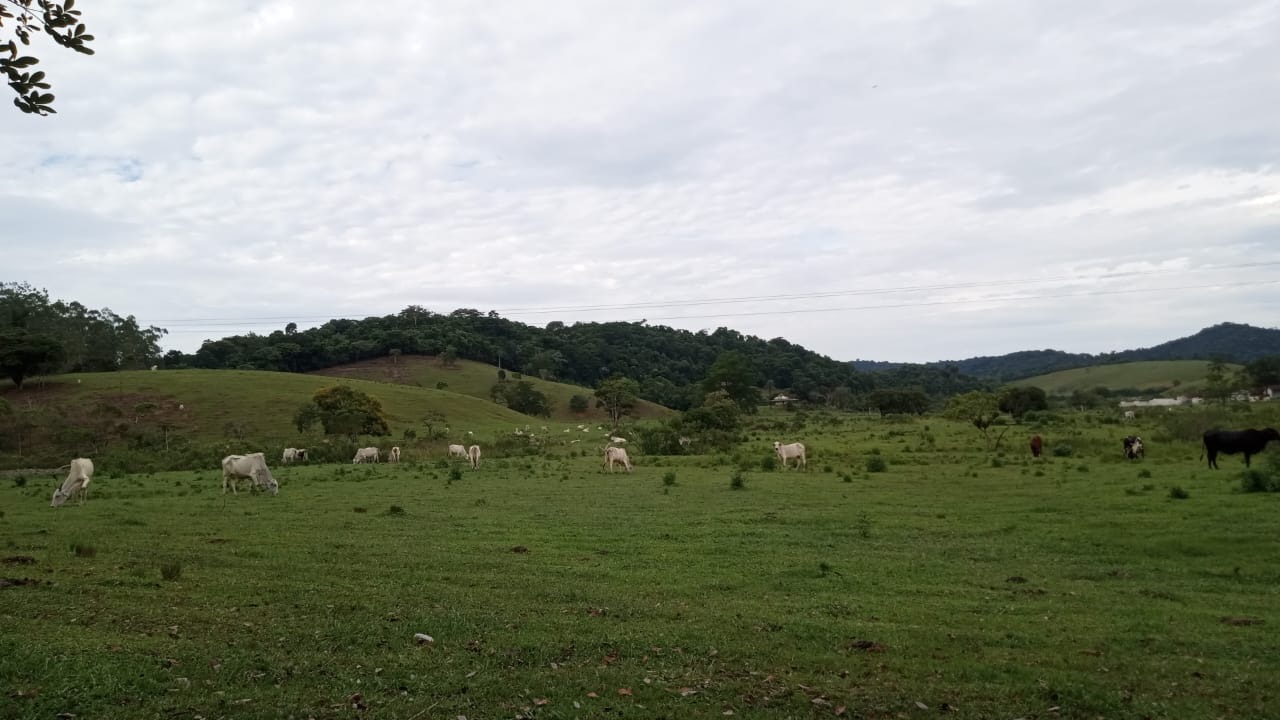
<box><xmin>1029</xmin><ymin>434</ymin><xmax>1043</xmax><ymax>458</ymax></box>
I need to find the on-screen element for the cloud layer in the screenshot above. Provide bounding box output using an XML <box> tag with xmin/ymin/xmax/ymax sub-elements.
<box><xmin>3</xmin><ymin>0</ymin><xmax>1279</xmax><ymax>362</ymax></box>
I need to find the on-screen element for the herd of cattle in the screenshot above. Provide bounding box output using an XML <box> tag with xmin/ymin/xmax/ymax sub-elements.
<box><xmin>40</xmin><ymin>426</ymin><xmax>1280</xmax><ymax>509</ymax></box>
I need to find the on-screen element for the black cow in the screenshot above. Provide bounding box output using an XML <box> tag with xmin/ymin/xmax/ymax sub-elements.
<box><xmin>1123</xmin><ymin>435</ymin><xmax>1144</xmax><ymax>460</ymax></box>
<box><xmin>1201</xmin><ymin>428</ymin><xmax>1280</xmax><ymax>469</ymax></box>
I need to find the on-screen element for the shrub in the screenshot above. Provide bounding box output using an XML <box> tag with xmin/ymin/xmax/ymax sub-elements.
<box><xmin>990</xmin><ymin>457</ymin><xmax>1004</xmax><ymax>468</ymax></box>
<box><xmin>1137</xmin><ymin>469</ymin><xmax>1152</xmax><ymax>479</ymax></box>
<box><xmin>1033</xmin><ymin>469</ymin><xmax>1045</xmax><ymax>477</ymax></box>
<box><xmin>865</xmin><ymin>455</ymin><xmax>888</xmax><ymax>473</ymax></box>
<box><xmin>160</xmin><ymin>562</ymin><xmax>182</xmax><ymax>581</ymax></box>
<box><xmin>385</xmin><ymin>505</ymin><xmax>407</xmax><ymax>516</ymax></box>
<box><xmin>1168</xmin><ymin>486</ymin><xmax>1190</xmax><ymax>500</ymax></box>
<box><xmin>1240</xmin><ymin>470</ymin><xmax>1279</xmax><ymax>493</ymax></box>
<box><xmin>730</xmin><ymin>470</ymin><xmax>746</xmax><ymax>490</ymax></box>
<box><xmin>71</xmin><ymin>542</ymin><xmax>96</xmax><ymax>558</ymax></box>
<box><xmin>436</xmin><ymin>381</ymin><xmax>448</xmax><ymax>390</ymax></box>
<box><xmin>662</xmin><ymin>471</ymin><xmax>677</xmax><ymax>487</ymax></box>
<box><xmin>353</xmin><ymin>506</ymin><xmax>368</xmax><ymax>513</ymax></box>
<box><xmin>760</xmin><ymin>454</ymin><xmax>778</xmax><ymax>472</ymax></box>
<box><xmin>1051</xmin><ymin>443</ymin><xmax>1074</xmax><ymax>458</ymax></box>
<box><xmin>12</xmin><ymin>476</ymin><xmax>26</xmax><ymax>488</ymax></box>
<box><xmin>449</xmin><ymin>467</ymin><xmax>463</xmax><ymax>483</ymax></box>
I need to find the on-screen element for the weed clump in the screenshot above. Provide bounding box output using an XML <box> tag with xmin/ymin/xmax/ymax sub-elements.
<box><xmin>448</xmin><ymin>467</ymin><xmax>463</xmax><ymax>483</ymax></box>
<box><xmin>71</xmin><ymin>542</ymin><xmax>96</xmax><ymax>558</ymax></box>
<box><xmin>760</xmin><ymin>455</ymin><xmax>778</xmax><ymax>472</ymax></box>
<box><xmin>730</xmin><ymin>470</ymin><xmax>746</xmax><ymax>490</ymax></box>
<box><xmin>385</xmin><ymin>505</ymin><xmax>407</xmax><ymax>516</ymax></box>
<box><xmin>662</xmin><ymin>471</ymin><xmax>677</xmax><ymax>487</ymax></box>
<box><xmin>160</xmin><ymin>562</ymin><xmax>182</xmax><ymax>581</ymax></box>
<box><xmin>1052</xmin><ymin>443</ymin><xmax>1074</xmax><ymax>458</ymax></box>
<box><xmin>1168</xmin><ymin>486</ymin><xmax>1190</xmax><ymax>500</ymax></box>
<box><xmin>865</xmin><ymin>455</ymin><xmax>888</xmax><ymax>473</ymax></box>
<box><xmin>1138</xmin><ymin>469</ymin><xmax>1152</xmax><ymax>479</ymax></box>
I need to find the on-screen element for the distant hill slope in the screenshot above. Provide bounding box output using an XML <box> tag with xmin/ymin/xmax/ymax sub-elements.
<box><xmin>938</xmin><ymin>323</ymin><xmax>1280</xmax><ymax>381</ymax></box>
<box><xmin>0</xmin><ymin>369</ymin><xmax>540</xmax><ymax>468</ymax></box>
<box><xmin>1009</xmin><ymin>360</ymin><xmax>1243</xmax><ymax>396</ymax></box>
<box><xmin>310</xmin><ymin>356</ymin><xmax>674</xmax><ymax>421</ymax></box>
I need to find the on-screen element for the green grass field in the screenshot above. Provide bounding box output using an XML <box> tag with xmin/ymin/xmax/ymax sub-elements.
<box><xmin>5</xmin><ymin>411</ymin><xmax>1280</xmax><ymax>719</ymax></box>
<box><xmin>311</xmin><ymin>356</ymin><xmax>674</xmax><ymax>423</ymax></box>
<box><xmin>1011</xmin><ymin>360</ymin><xmax>1242</xmax><ymax>396</ymax></box>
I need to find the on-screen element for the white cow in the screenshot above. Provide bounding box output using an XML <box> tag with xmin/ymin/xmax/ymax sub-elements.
<box><xmin>51</xmin><ymin>458</ymin><xmax>94</xmax><ymax>507</ymax></box>
<box><xmin>1123</xmin><ymin>410</ymin><xmax>1136</xmax><ymax>422</ymax></box>
<box><xmin>468</xmin><ymin>444</ymin><xmax>482</xmax><ymax>469</ymax></box>
<box><xmin>603</xmin><ymin>446</ymin><xmax>633</xmax><ymax>473</ymax></box>
<box><xmin>221</xmin><ymin>453</ymin><xmax>279</xmax><ymax>495</ymax></box>
<box><xmin>773</xmin><ymin>441</ymin><xmax>807</xmax><ymax>470</ymax></box>
<box><xmin>352</xmin><ymin>447</ymin><xmax>380</xmax><ymax>464</ymax></box>
<box><xmin>282</xmin><ymin>447</ymin><xmax>308</xmax><ymax>464</ymax></box>
<box><xmin>678</xmin><ymin>436</ymin><xmax>692</xmax><ymax>448</ymax></box>
<box><xmin>448</xmin><ymin>443</ymin><xmax>469</xmax><ymax>459</ymax></box>
<box><xmin>609</xmin><ymin>436</ymin><xmax>627</xmax><ymax>445</ymax></box>
<box><xmin>389</xmin><ymin>446</ymin><xmax>402</xmax><ymax>463</ymax></box>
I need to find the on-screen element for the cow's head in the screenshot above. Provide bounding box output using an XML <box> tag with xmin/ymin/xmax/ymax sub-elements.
<box><xmin>50</xmin><ymin>488</ymin><xmax>69</xmax><ymax>507</ymax></box>
<box><xmin>1265</xmin><ymin>428</ymin><xmax>1280</xmax><ymax>443</ymax></box>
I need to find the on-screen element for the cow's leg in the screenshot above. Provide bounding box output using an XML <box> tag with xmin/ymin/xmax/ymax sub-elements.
<box><xmin>1245</xmin><ymin>453</ymin><xmax>1252</xmax><ymax>468</ymax></box>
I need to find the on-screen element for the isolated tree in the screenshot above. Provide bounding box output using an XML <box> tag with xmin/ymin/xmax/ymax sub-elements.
<box><xmin>421</xmin><ymin>410</ymin><xmax>448</xmax><ymax>439</ymax></box>
<box><xmin>868</xmin><ymin>388</ymin><xmax>929</xmax><ymax>416</ymax></box>
<box><xmin>568</xmin><ymin>394</ymin><xmax>589</xmax><ymax>413</ymax></box>
<box><xmin>1</xmin><ymin>0</ymin><xmax>95</xmax><ymax>115</ymax></box>
<box><xmin>998</xmin><ymin>386</ymin><xmax>1048</xmax><ymax>421</ymax></box>
<box><xmin>1204</xmin><ymin>358</ymin><xmax>1234</xmax><ymax>404</ymax></box>
<box><xmin>439</xmin><ymin>345</ymin><xmax>459</xmax><ymax>368</ymax></box>
<box><xmin>595</xmin><ymin>376</ymin><xmax>640</xmax><ymax>430</ymax></box>
<box><xmin>294</xmin><ymin>384</ymin><xmax>390</xmax><ymax>436</ymax></box>
<box><xmin>702</xmin><ymin>351</ymin><xmax>759</xmax><ymax>413</ymax></box>
<box><xmin>945</xmin><ymin>391</ymin><xmax>1009</xmax><ymax>450</ymax></box>
<box><xmin>683</xmin><ymin>390</ymin><xmax>741</xmax><ymax>433</ymax></box>
<box><xmin>0</xmin><ymin>327</ymin><xmax>63</xmax><ymax>388</ymax></box>
<box><xmin>493</xmin><ymin>379</ymin><xmax>552</xmax><ymax>417</ymax></box>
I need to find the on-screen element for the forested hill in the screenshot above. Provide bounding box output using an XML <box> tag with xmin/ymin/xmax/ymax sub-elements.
<box><xmin>167</xmin><ymin>307</ymin><xmax>991</xmax><ymax>409</ymax></box>
<box><xmin>930</xmin><ymin>322</ymin><xmax>1280</xmax><ymax>381</ymax></box>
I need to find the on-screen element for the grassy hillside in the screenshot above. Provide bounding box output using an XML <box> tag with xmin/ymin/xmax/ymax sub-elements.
<box><xmin>310</xmin><ymin>355</ymin><xmax>673</xmax><ymax>421</ymax></box>
<box><xmin>1011</xmin><ymin>360</ymin><xmax>1241</xmax><ymax>396</ymax></box>
<box><xmin>0</xmin><ymin>369</ymin><xmax>541</xmax><ymax>469</ymax></box>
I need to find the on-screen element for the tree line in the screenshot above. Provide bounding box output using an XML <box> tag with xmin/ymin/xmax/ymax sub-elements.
<box><xmin>1</xmin><ymin>282</ymin><xmax>168</xmax><ymax>388</ymax></box>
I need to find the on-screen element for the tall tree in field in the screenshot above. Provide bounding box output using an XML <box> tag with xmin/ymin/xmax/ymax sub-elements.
<box><xmin>595</xmin><ymin>376</ymin><xmax>640</xmax><ymax>431</ymax></box>
<box><xmin>998</xmin><ymin>386</ymin><xmax>1048</xmax><ymax>421</ymax></box>
<box><xmin>294</xmin><ymin>385</ymin><xmax>390</xmax><ymax>437</ymax></box>
<box><xmin>1244</xmin><ymin>355</ymin><xmax>1280</xmax><ymax>388</ymax></box>
<box><xmin>1</xmin><ymin>0</ymin><xmax>95</xmax><ymax>115</ymax></box>
<box><xmin>702</xmin><ymin>351</ymin><xmax>759</xmax><ymax>413</ymax></box>
<box><xmin>945</xmin><ymin>391</ymin><xmax>1009</xmax><ymax>450</ymax></box>
<box><xmin>1204</xmin><ymin>358</ymin><xmax>1234</xmax><ymax>404</ymax></box>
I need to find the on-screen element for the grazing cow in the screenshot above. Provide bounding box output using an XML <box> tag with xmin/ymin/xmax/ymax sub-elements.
<box><xmin>1122</xmin><ymin>435</ymin><xmax>1145</xmax><ymax>460</ymax></box>
<box><xmin>282</xmin><ymin>447</ymin><xmax>301</xmax><ymax>464</ymax></box>
<box><xmin>51</xmin><ymin>458</ymin><xmax>94</xmax><ymax>507</ymax></box>
<box><xmin>448</xmin><ymin>443</ymin><xmax>469</xmax><ymax>459</ymax></box>
<box><xmin>295</xmin><ymin>448</ymin><xmax>307</xmax><ymax>462</ymax></box>
<box><xmin>1029</xmin><ymin>434</ymin><xmax>1043</xmax><ymax>458</ymax></box>
<box><xmin>352</xmin><ymin>447</ymin><xmax>380</xmax><ymax>464</ymax></box>
<box><xmin>773</xmin><ymin>441</ymin><xmax>807</xmax><ymax>470</ymax></box>
<box><xmin>389</xmin><ymin>446</ymin><xmax>402</xmax><ymax>463</ymax></box>
<box><xmin>609</xmin><ymin>436</ymin><xmax>627</xmax><ymax>445</ymax></box>
<box><xmin>1123</xmin><ymin>410</ymin><xmax>1136</xmax><ymax>422</ymax></box>
<box><xmin>221</xmin><ymin>453</ymin><xmax>279</xmax><ymax>495</ymax></box>
<box><xmin>468</xmin><ymin>444</ymin><xmax>481</xmax><ymax>469</ymax></box>
<box><xmin>603</xmin><ymin>446</ymin><xmax>632</xmax><ymax>473</ymax></box>
<box><xmin>1201</xmin><ymin>428</ymin><xmax>1280</xmax><ymax>469</ymax></box>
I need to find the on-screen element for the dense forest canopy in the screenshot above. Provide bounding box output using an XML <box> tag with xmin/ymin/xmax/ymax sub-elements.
<box><xmin>164</xmin><ymin>305</ymin><xmax>990</xmax><ymax>410</ymax></box>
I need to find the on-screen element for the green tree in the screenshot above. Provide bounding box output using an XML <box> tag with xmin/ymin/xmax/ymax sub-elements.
<box><xmin>683</xmin><ymin>390</ymin><xmax>741</xmax><ymax>433</ymax></box>
<box><xmin>568</xmin><ymin>394</ymin><xmax>589</xmax><ymax>413</ymax></box>
<box><xmin>595</xmin><ymin>376</ymin><xmax>640</xmax><ymax>430</ymax></box>
<box><xmin>1</xmin><ymin>0</ymin><xmax>95</xmax><ymax>115</ymax></box>
<box><xmin>421</xmin><ymin>410</ymin><xmax>448</xmax><ymax>440</ymax></box>
<box><xmin>1204</xmin><ymin>358</ymin><xmax>1233</xmax><ymax>404</ymax></box>
<box><xmin>944</xmin><ymin>391</ymin><xmax>1009</xmax><ymax>450</ymax></box>
<box><xmin>998</xmin><ymin>386</ymin><xmax>1048</xmax><ymax>421</ymax></box>
<box><xmin>294</xmin><ymin>384</ymin><xmax>390</xmax><ymax>436</ymax></box>
<box><xmin>439</xmin><ymin>345</ymin><xmax>459</xmax><ymax>368</ymax></box>
<box><xmin>1244</xmin><ymin>356</ymin><xmax>1280</xmax><ymax>387</ymax></box>
<box><xmin>868</xmin><ymin>388</ymin><xmax>929</xmax><ymax>416</ymax></box>
<box><xmin>0</xmin><ymin>327</ymin><xmax>63</xmax><ymax>388</ymax></box>
<box><xmin>492</xmin><ymin>380</ymin><xmax>552</xmax><ymax>417</ymax></box>
<box><xmin>702</xmin><ymin>351</ymin><xmax>758</xmax><ymax>413</ymax></box>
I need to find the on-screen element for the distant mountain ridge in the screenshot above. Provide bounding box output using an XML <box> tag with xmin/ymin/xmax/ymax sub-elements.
<box><xmin>894</xmin><ymin>322</ymin><xmax>1280</xmax><ymax>382</ymax></box>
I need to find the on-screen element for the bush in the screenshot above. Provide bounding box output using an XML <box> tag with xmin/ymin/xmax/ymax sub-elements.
<box><xmin>760</xmin><ymin>454</ymin><xmax>778</xmax><ymax>472</ymax></box>
<box><xmin>12</xmin><ymin>476</ymin><xmax>26</xmax><ymax>488</ymax></box>
<box><xmin>1240</xmin><ymin>470</ymin><xmax>1279</xmax><ymax>493</ymax></box>
<box><xmin>1168</xmin><ymin>486</ymin><xmax>1190</xmax><ymax>500</ymax></box>
<box><xmin>990</xmin><ymin>457</ymin><xmax>1004</xmax><ymax>468</ymax></box>
<box><xmin>1137</xmin><ymin>469</ymin><xmax>1152</xmax><ymax>479</ymax></box>
<box><xmin>730</xmin><ymin>470</ymin><xmax>746</xmax><ymax>490</ymax></box>
<box><xmin>1051</xmin><ymin>443</ymin><xmax>1074</xmax><ymax>458</ymax></box>
<box><xmin>449</xmin><ymin>467</ymin><xmax>463</xmax><ymax>482</ymax></box>
<box><xmin>662</xmin><ymin>471</ymin><xmax>677</xmax><ymax>487</ymax></box>
<box><xmin>865</xmin><ymin>455</ymin><xmax>888</xmax><ymax>473</ymax></box>
<box><xmin>71</xmin><ymin>542</ymin><xmax>96</xmax><ymax>558</ymax></box>
<box><xmin>160</xmin><ymin>562</ymin><xmax>182</xmax><ymax>581</ymax></box>
<box><xmin>384</xmin><ymin>504</ymin><xmax>407</xmax><ymax>516</ymax></box>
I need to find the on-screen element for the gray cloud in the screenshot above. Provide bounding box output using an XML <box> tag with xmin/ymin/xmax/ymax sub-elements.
<box><xmin>2</xmin><ymin>0</ymin><xmax>1279</xmax><ymax>362</ymax></box>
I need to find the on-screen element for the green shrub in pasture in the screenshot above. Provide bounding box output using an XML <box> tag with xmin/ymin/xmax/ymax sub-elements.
<box><xmin>1138</xmin><ymin>469</ymin><xmax>1152</xmax><ymax>479</ymax></box>
<box><xmin>160</xmin><ymin>562</ymin><xmax>182</xmax><ymax>581</ymax></box>
<box><xmin>71</xmin><ymin>541</ymin><xmax>96</xmax><ymax>558</ymax></box>
<box><xmin>730</xmin><ymin>470</ymin><xmax>746</xmax><ymax>490</ymax></box>
<box><xmin>865</xmin><ymin>455</ymin><xmax>888</xmax><ymax>473</ymax></box>
<box><xmin>1052</xmin><ymin>443</ymin><xmax>1074</xmax><ymax>457</ymax></box>
<box><xmin>1168</xmin><ymin>486</ymin><xmax>1190</xmax><ymax>500</ymax></box>
<box><xmin>760</xmin><ymin>454</ymin><xmax>778</xmax><ymax>472</ymax></box>
<box><xmin>662</xmin><ymin>471</ymin><xmax>677</xmax><ymax>487</ymax></box>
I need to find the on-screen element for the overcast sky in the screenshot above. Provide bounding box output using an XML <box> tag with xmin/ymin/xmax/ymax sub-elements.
<box><xmin>3</xmin><ymin>1</ymin><xmax>1279</xmax><ymax>363</ymax></box>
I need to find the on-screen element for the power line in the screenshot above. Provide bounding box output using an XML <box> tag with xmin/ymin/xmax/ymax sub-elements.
<box><xmin>147</xmin><ymin>258</ymin><xmax>1280</xmax><ymax>327</ymax></box>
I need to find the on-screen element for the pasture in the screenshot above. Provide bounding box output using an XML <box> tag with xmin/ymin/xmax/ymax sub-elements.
<box><xmin>1011</xmin><ymin>360</ymin><xmax>1241</xmax><ymax>397</ymax></box>
<box><xmin>3</xmin><ymin>412</ymin><xmax>1280</xmax><ymax>719</ymax></box>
